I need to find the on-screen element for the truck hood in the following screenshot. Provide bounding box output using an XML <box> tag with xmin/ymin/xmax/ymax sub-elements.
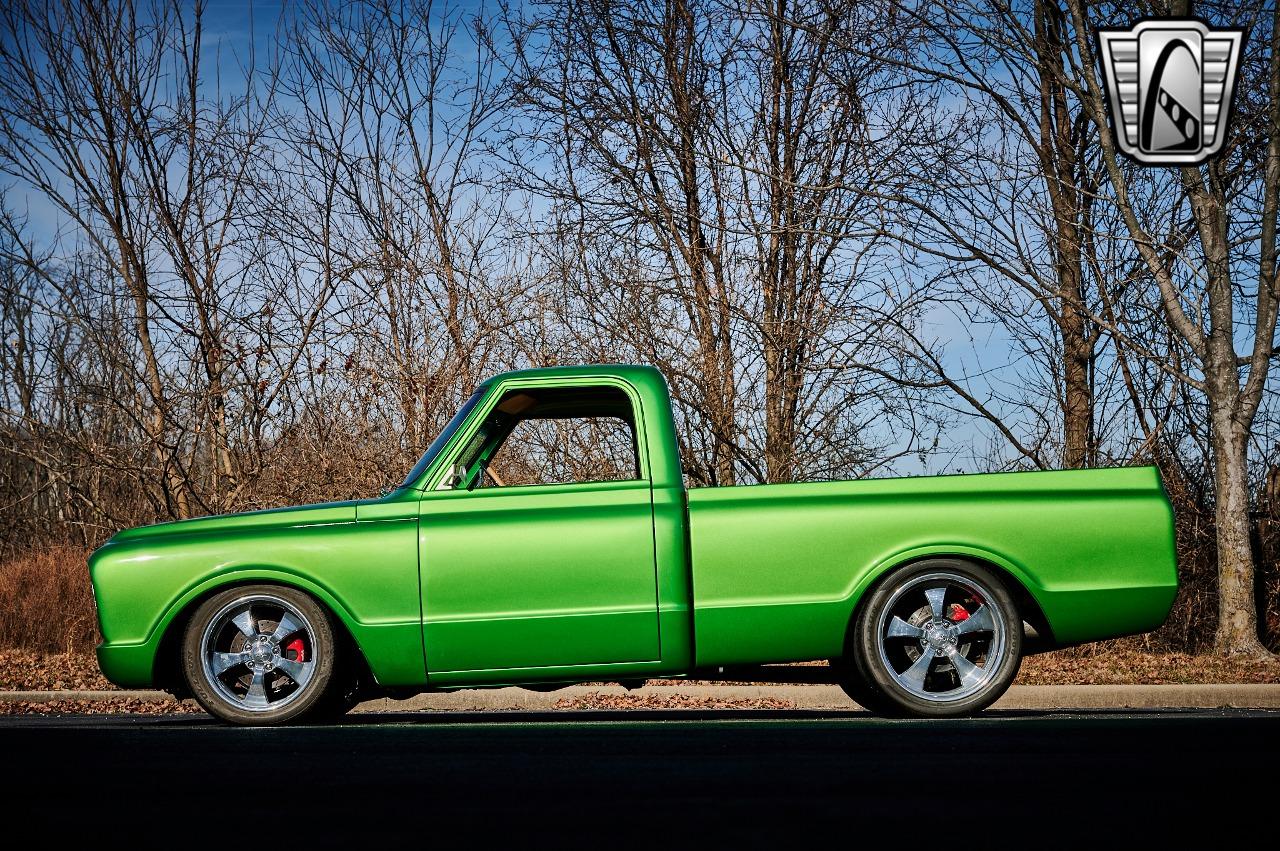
<box><xmin>109</xmin><ymin>499</ymin><xmax>366</xmax><ymax>543</ymax></box>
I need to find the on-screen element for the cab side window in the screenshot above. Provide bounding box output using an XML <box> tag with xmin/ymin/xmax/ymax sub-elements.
<box><xmin>489</xmin><ymin>415</ymin><xmax>637</xmax><ymax>486</ymax></box>
<box><xmin>466</xmin><ymin>386</ymin><xmax>642</xmax><ymax>489</ymax></box>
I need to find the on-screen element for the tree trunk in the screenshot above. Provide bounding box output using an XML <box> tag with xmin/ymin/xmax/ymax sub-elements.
<box><xmin>1063</xmin><ymin>0</ymin><xmax>1277</xmax><ymax>657</ymax></box>
<box><xmin>665</xmin><ymin>0</ymin><xmax>736</xmax><ymax>487</ymax></box>
<box><xmin>1037</xmin><ymin>0</ymin><xmax>1093</xmax><ymax>469</ymax></box>
<box><xmin>1209</xmin><ymin>400</ymin><xmax>1268</xmax><ymax>655</ymax></box>
<box><xmin>1195</xmin><ymin>140</ymin><xmax>1270</xmax><ymax>657</ymax></box>
<box><xmin>1059</xmin><ymin>279</ymin><xmax>1093</xmax><ymax>469</ymax></box>
<box><xmin>127</xmin><ymin>277</ymin><xmax>190</xmax><ymax>519</ymax></box>
<box><xmin>762</xmin><ymin>0</ymin><xmax>796</xmax><ymax>484</ymax></box>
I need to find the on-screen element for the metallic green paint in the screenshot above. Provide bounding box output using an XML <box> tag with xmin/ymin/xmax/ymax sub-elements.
<box><xmin>91</xmin><ymin>497</ymin><xmax>425</xmax><ymax>687</ymax></box>
<box><xmin>419</xmin><ymin>479</ymin><xmax>661</xmax><ymax>673</ymax></box>
<box><xmin>685</xmin><ymin>466</ymin><xmax>1177</xmax><ymax>666</ymax></box>
<box><xmin>90</xmin><ymin>364</ymin><xmax>1177</xmax><ymax>695</ymax></box>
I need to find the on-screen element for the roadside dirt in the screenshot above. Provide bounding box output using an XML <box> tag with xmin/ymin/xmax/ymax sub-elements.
<box><xmin>0</xmin><ymin>698</ymin><xmax>197</xmax><ymax>716</ymax></box>
<box><xmin>2</xmin><ymin>647</ymin><xmax>1277</xmax><ymax>716</ymax></box>
<box><xmin>0</xmin><ymin>649</ymin><xmax>114</xmax><ymax>690</ymax></box>
<box><xmin>553</xmin><ymin>692</ymin><xmax>798</xmax><ymax>710</ymax></box>
<box><xmin>1014</xmin><ymin>649</ymin><xmax>1280</xmax><ymax>685</ymax></box>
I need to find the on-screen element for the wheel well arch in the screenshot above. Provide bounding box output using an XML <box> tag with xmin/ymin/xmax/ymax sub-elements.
<box><xmin>152</xmin><ymin>577</ymin><xmax>373</xmax><ymax>696</ymax></box>
<box><xmin>843</xmin><ymin>553</ymin><xmax>1055</xmax><ymax>654</ymax></box>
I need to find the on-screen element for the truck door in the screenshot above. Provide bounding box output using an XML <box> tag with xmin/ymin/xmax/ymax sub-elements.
<box><xmin>418</xmin><ymin>381</ymin><xmax>660</xmax><ymax>674</ymax></box>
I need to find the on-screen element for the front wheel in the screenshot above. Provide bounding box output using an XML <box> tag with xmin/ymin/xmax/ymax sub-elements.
<box><xmin>843</xmin><ymin>560</ymin><xmax>1022</xmax><ymax>717</ymax></box>
<box><xmin>182</xmin><ymin>585</ymin><xmax>338</xmax><ymax>726</ymax></box>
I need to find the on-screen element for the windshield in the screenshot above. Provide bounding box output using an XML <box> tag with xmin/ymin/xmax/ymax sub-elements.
<box><xmin>398</xmin><ymin>387</ymin><xmax>489</xmax><ymax>489</ymax></box>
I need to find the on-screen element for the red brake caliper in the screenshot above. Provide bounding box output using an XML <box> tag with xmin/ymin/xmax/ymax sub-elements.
<box><xmin>949</xmin><ymin>603</ymin><xmax>970</xmax><ymax>622</ymax></box>
<box><xmin>285</xmin><ymin>637</ymin><xmax>306</xmax><ymax>663</ymax></box>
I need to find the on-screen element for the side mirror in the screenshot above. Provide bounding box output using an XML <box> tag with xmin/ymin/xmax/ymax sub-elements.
<box><xmin>435</xmin><ymin>462</ymin><xmax>467</xmax><ymax>491</ymax></box>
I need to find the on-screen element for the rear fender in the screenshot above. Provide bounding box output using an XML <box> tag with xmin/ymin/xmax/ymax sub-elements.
<box><xmin>849</xmin><ymin>543</ymin><xmax>1052</xmax><ymax>640</ymax></box>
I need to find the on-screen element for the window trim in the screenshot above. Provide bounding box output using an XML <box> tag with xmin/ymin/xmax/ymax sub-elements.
<box><xmin>423</xmin><ymin>376</ymin><xmax>652</xmax><ymax>493</ymax></box>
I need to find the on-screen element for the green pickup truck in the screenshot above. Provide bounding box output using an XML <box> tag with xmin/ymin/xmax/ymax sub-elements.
<box><xmin>90</xmin><ymin>365</ymin><xmax>1178</xmax><ymax>724</ymax></box>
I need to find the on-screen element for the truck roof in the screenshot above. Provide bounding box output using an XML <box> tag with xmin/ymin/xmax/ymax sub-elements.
<box><xmin>477</xmin><ymin>363</ymin><xmax>681</xmax><ymax>489</ymax></box>
<box><xmin>479</xmin><ymin>363</ymin><xmax>667</xmax><ymax>391</ymax></box>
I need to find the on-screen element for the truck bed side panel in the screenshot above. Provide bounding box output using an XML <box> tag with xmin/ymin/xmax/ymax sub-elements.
<box><xmin>686</xmin><ymin>467</ymin><xmax>1177</xmax><ymax>667</ymax></box>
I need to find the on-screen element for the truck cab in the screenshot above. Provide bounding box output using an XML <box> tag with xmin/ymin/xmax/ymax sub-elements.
<box><xmin>404</xmin><ymin>366</ymin><xmax>694</xmax><ymax>685</ymax></box>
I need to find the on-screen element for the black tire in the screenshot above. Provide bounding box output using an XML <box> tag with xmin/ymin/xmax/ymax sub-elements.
<box><xmin>847</xmin><ymin>559</ymin><xmax>1022</xmax><ymax>718</ymax></box>
<box><xmin>308</xmin><ymin>665</ymin><xmax>367</xmax><ymax>722</ymax></box>
<box><xmin>309</xmin><ymin>688</ymin><xmax>362</xmax><ymax>722</ymax></box>
<box><xmin>181</xmin><ymin>584</ymin><xmax>338</xmax><ymax>726</ymax></box>
<box><xmin>835</xmin><ymin>660</ymin><xmax>895</xmax><ymax>714</ymax></box>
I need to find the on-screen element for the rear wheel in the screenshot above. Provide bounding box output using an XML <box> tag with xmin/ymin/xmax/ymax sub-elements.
<box><xmin>844</xmin><ymin>559</ymin><xmax>1022</xmax><ymax>717</ymax></box>
<box><xmin>182</xmin><ymin>585</ymin><xmax>337</xmax><ymax>726</ymax></box>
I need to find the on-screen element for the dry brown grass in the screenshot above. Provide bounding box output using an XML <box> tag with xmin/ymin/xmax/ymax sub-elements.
<box><xmin>0</xmin><ymin>649</ymin><xmax>113</xmax><ymax>690</ymax></box>
<box><xmin>0</xmin><ymin>545</ymin><xmax>97</xmax><ymax>654</ymax></box>
<box><xmin>1016</xmin><ymin>647</ymin><xmax>1280</xmax><ymax>685</ymax></box>
<box><xmin>0</xmin><ymin>698</ymin><xmax>196</xmax><ymax>716</ymax></box>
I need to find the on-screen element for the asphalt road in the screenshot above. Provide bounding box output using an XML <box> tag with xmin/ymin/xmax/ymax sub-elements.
<box><xmin>4</xmin><ymin>709</ymin><xmax>1273</xmax><ymax>845</ymax></box>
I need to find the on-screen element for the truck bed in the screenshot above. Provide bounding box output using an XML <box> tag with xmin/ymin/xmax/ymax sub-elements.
<box><xmin>685</xmin><ymin>466</ymin><xmax>1177</xmax><ymax>667</ymax></box>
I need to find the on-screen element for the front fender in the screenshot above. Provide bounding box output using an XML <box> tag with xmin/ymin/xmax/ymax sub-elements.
<box><xmin>94</xmin><ymin>568</ymin><xmax>357</xmax><ymax>688</ymax></box>
<box><xmin>152</xmin><ymin>567</ymin><xmax>364</xmax><ymax>650</ymax></box>
<box><xmin>91</xmin><ymin>518</ymin><xmax>425</xmax><ymax>689</ymax></box>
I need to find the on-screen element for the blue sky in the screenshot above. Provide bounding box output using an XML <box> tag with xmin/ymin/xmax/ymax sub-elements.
<box><xmin>6</xmin><ymin>0</ymin><xmax>1186</xmax><ymax>478</ymax></box>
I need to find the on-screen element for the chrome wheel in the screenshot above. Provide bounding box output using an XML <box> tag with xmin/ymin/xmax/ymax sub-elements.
<box><xmin>875</xmin><ymin>571</ymin><xmax>1008</xmax><ymax>703</ymax></box>
<box><xmin>200</xmin><ymin>594</ymin><xmax>319</xmax><ymax>713</ymax></box>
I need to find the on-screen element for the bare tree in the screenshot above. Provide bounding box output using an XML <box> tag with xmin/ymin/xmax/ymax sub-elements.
<box><xmin>0</xmin><ymin>0</ymin><xmax>298</xmax><ymax>518</ymax></box>
<box><xmin>282</xmin><ymin>0</ymin><xmax>520</xmax><ymax>462</ymax></box>
<box><xmin>1060</xmin><ymin>0</ymin><xmax>1279</xmax><ymax>656</ymax></box>
<box><xmin>0</xmin><ymin>0</ymin><xmax>1271</xmax><ymax>662</ymax></box>
<box><xmin>511</xmin><ymin>0</ymin><xmax>940</xmax><ymax>485</ymax></box>
<box><xmin>839</xmin><ymin>0</ymin><xmax>1140</xmax><ymax>472</ymax></box>
<box><xmin>0</xmin><ymin>0</ymin><xmax>189</xmax><ymax>515</ymax></box>
<box><xmin>510</xmin><ymin>0</ymin><xmax>741</xmax><ymax>483</ymax></box>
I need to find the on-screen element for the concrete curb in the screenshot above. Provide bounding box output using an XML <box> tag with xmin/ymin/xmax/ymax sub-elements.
<box><xmin>2</xmin><ymin>683</ymin><xmax>1279</xmax><ymax>710</ymax></box>
<box><xmin>0</xmin><ymin>690</ymin><xmax>173</xmax><ymax>702</ymax></box>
